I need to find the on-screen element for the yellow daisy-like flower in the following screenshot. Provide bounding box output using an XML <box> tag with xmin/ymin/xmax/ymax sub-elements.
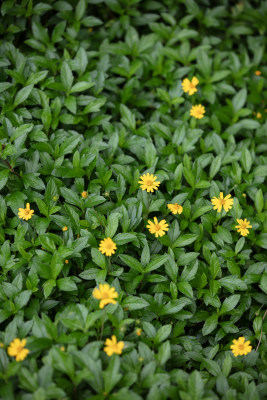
<box><xmin>60</xmin><ymin>346</ymin><xmax>65</xmax><ymax>352</ymax></box>
<box><xmin>211</xmin><ymin>192</ymin><xmax>234</xmax><ymax>213</ymax></box>
<box><xmin>167</xmin><ymin>203</ymin><xmax>183</xmax><ymax>215</ymax></box>
<box><xmin>7</xmin><ymin>338</ymin><xmax>29</xmax><ymax>362</ymax></box>
<box><xmin>65</xmin><ymin>260</ymin><xmax>69</xmax><ymax>264</ymax></box>
<box><xmin>136</xmin><ymin>328</ymin><xmax>142</xmax><ymax>336</ymax></box>
<box><xmin>255</xmin><ymin>70</ymin><xmax>261</xmax><ymax>76</ymax></box>
<box><xmin>190</xmin><ymin>104</ymin><xmax>205</xmax><ymax>119</ymax></box>
<box><xmin>92</xmin><ymin>283</ymin><xmax>119</xmax><ymax>309</ymax></box>
<box><xmin>182</xmin><ymin>77</ymin><xmax>199</xmax><ymax>95</ymax></box>
<box><xmin>81</xmin><ymin>191</ymin><xmax>88</xmax><ymax>198</ymax></box>
<box><xmin>230</xmin><ymin>337</ymin><xmax>252</xmax><ymax>357</ymax></box>
<box><xmin>147</xmin><ymin>217</ymin><xmax>169</xmax><ymax>238</ymax></box>
<box><xmin>235</xmin><ymin>219</ymin><xmax>252</xmax><ymax>237</ymax></box>
<box><xmin>256</xmin><ymin>112</ymin><xmax>262</xmax><ymax>119</ymax></box>
<box><xmin>138</xmin><ymin>173</ymin><xmax>160</xmax><ymax>193</ymax></box>
<box><xmin>62</xmin><ymin>226</ymin><xmax>68</xmax><ymax>232</ymax></box>
<box><xmin>18</xmin><ymin>203</ymin><xmax>34</xmax><ymax>221</ymax></box>
<box><xmin>104</xmin><ymin>335</ymin><xmax>124</xmax><ymax>356</ymax></box>
<box><xmin>99</xmin><ymin>237</ymin><xmax>117</xmax><ymax>256</ymax></box>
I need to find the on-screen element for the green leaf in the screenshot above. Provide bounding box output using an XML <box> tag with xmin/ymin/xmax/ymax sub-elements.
<box><xmin>144</xmin><ymin>254</ymin><xmax>169</xmax><ymax>273</ymax></box>
<box><xmin>255</xmin><ymin>233</ymin><xmax>267</xmax><ymax>249</ymax></box>
<box><xmin>14</xmin><ymin>84</ymin><xmax>34</xmax><ymax>107</ymax></box>
<box><xmin>57</xmin><ymin>278</ymin><xmax>77</xmax><ymax>291</ymax></box>
<box><xmin>61</xmin><ymin>61</ymin><xmax>73</xmax><ymax>91</ymax></box>
<box><xmin>119</xmin><ymin>254</ymin><xmax>143</xmax><ymax>272</ymax></box>
<box><xmin>219</xmin><ymin>295</ymin><xmax>240</xmax><ymax>315</ymax></box>
<box><xmin>191</xmin><ymin>205</ymin><xmax>213</xmax><ymax>221</ymax></box>
<box><xmin>232</xmin><ymin>88</ymin><xmax>247</xmax><ymax>112</ymax></box>
<box><xmin>159</xmin><ymin>298</ymin><xmax>191</xmax><ymax>316</ymax></box>
<box><xmin>120</xmin><ymin>104</ymin><xmax>136</xmax><ymax>130</ymax></box>
<box><xmin>240</xmin><ymin>148</ymin><xmax>252</xmax><ymax>173</ymax></box>
<box><xmin>0</xmin><ymin>169</ymin><xmax>10</xmax><ymax>191</ymax></box>
<box><xmin>172</xmin><ymin>234</ymin><xmax>198</xmax><ymax>248</ymax></box>
<box><xmin>121</xmin><ymin>296</ymin><xmax>149</xmax><ymax>310</ymax></box>
<box><xmin>105</xmin><ymin>213</ymin><xmax>120</xmax><ymax>238</ymax></box>
<box><xmin>202</xmin><ymin>314</ymin><xmax>218</xmax><ymax>335</ymax></box>
<box><xmin>255</xmin><ymin>189</ymin><xmax>264</xmax><ymax>213</ymax></box>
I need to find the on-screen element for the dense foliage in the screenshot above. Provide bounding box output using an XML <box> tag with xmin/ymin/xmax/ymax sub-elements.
<box><xmin>0</xmin><ymin>0</ymin><xmax>267</xmax><ymax>399</ymax></box>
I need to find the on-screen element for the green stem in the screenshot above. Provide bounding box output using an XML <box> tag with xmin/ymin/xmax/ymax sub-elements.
<box><xmin>99</xmin><ymin>308</ymin><xmax>107</xmax><ymax>341</ymax></box>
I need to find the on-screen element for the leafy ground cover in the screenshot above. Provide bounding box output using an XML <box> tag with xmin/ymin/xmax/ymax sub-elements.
<box><xmin>0</xmin><ymin>0</ymin><xmax>267</xmax><ymax>399</ymax></box>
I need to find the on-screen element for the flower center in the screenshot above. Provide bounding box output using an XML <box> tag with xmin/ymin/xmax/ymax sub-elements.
<box><xmin>24</xmin><ymin>209</ymin><xmax>30</xmax><ymax>215</ymax></box>
<box><xmin>146</xmin><ymin>180</ymin><xmax>153</xmax><ymax>186</ymax></box>
<box><xmin>105</xmin><ymin>242</ymin><xmax>113</xmax><ymax>249</ymax></box>
<box><xmin>238</xmin><ymin>344</ymin><xmax>244</xmax><ymax>350</ymax></box>
<box><xmin>154</xmin><ymin>224</ymin><xmax>161</xmax><ymax>231</ymax></box>
<box><xmin>17</xmin><ymin>346</ymin><xmax>23</xmax><ymax>353</ymax></box>
<box><xmin>219</xmin><ymin>199</ymin><xmax>225</xmax><ymax>205</ymax></box>
<box><xmin>102</xmin><ymin>292</ymin><xmax>110</xmax><ymax>299</ymax></box>
<box><xmin>241</xmin><ymin>224</ymin><xmax>247</xmax><ymax>229</ymax></box>
<box><xmin>190</xmin><ymin>82</ymin><xmax>196</xmax><ymax>89</ymax></box>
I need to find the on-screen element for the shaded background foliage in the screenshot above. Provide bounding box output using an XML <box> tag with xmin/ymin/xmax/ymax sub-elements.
<box><xmin>0</xmin><ymin>0</ymin><xmax>267</xmax><ymax>399</ymax></box>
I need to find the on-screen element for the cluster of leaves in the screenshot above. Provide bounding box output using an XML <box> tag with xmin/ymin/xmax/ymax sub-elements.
<box><xmin>0</xmin><ymin>0</ymin><xmax>267</xmax><ymax>399</ymax></box>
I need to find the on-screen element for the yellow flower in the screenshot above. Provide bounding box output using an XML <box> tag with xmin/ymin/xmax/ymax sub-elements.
<box><xmin>255</xmin><ymin>70</ymin><xmax>261</xmax><ymax>76</ymax></box>
<box><xmin>230</xmin><ymin>336</ymin><xmax>252</xmax><ymax>356</ymax></box>
<box><xmin>182</xmin><ymin>77</ymin><xmax>199</xmax><ymax>95</ymax></box>
<box><xmin>81</xmin><ymin>191</ymin><xmax>88</xmax><ymax>198</ymax></box>
<box><xmin>235</xmin><ymin>219</ymin><xmax>252</xmax><ymax>237</ymax></box>
<box><xmin>242</xmin><ymin>193</ymin><xmax>246</xmax><ymax>198</ymax></box>
<box><xmin>0</xmin><ymin>342</ymin><xmax>4</xmax><ymax>348</ymax></box>
<box><xmin>65</xmin><ymin>259</ymin><xmax>69</xmax><ymax>264</ymax></box>
<box><xmin>256</xmin><ymin>112</ymin><xmax>262</xmax><ymax>119</ymax></box>
<box><xmin>92</xmin><ymin>283</ymin><xmax>119</xmax><ymax>309</ymax></box>
<box><xmin>147</xmin><ymin>217</ymin><xmax>169</xmax><ymax>238</ymax></box>
<box><xmin>99</xmin><ymin>237</ymin><xmax>117</xmax><ymax>256</ymax></box>
<box><xmin>168</xmin><ymin>203</ymin><xmax>183</xmax><ymax>215</ymax></box>
<box><xmin>7</xmin><ymin>338</ymin><xmax>29</xmax><ymax>362</ymax></box>
<box><xmin>18</xmin><ymin>203</ymin><xmax>34</xmax><ymax>221</ymax></box>
<box><xmin>211</xmin><ymin>192</ymin><xmax>234</xmax><ymax>213</ymax></box>
<box><xmin>104</xmin><ymin>335</ymin><xmax>124</xmax><ymax>356</ymax></box>
<box><xmin>136</xmin><ymin>328</ymin><xmax>142</xmax><ymax>336</ymax></box>
<box><xmin>62</xmin><ymin>226</ymin><xmax>68</xmax><ymax>232</ymax></box>
<box><xmin>60</xmin><ymin>346</ymin><xmax>65</xmax><ymax>352</ymax></box>
<box><xmin>52</xmin><ymin>196</ymin><xmax>58</xmax><ymax>201</ymax></box>
<box><xmin>138</xmin><ymin>173</ymin><xmax>160</xmax><ymax>193</ymax></box>
<box><xmin>190</xmin><ymin>104</ymin><xmax>205</xmax><ymax>119</ymax></box>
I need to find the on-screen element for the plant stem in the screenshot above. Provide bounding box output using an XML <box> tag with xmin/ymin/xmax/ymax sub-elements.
<box><xmin>99</xmin><ymin>308</ymin><xmax>107</xmax><ymax>341</ymax></box>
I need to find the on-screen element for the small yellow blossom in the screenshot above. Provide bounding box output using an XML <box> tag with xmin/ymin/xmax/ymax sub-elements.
<box><xmin>18</xmin><ymin>203</ymin><xmax>34</xmax><ymax>221</ymax></box>
<box><xmin>235</xmin><ymin>219</ymin><xmax>252</xmax><ymax>237</ymax></box>
<box><xmin>136</xmin><ymin>328</ymin><xmax>142</xmax><ymax>336</ymax></box>
<box><xmin>92</xmin><ymin>283</ymin><xmax>119</xmax><ymax>309</ymax></box>
<box><xmin>7</xmin><ymin>338</ymin><xmax>29</xmax><ymax>362</ymax></box>
<box><xmin>242</xmin><ymin>193</ymin><xmax>246</xmax><ymax>198</ymax></box>
<box><xmin>255</xmin><ymin>70</ymin><xmax>261</xmax><ymax>76</ymax></box>
<box><xmin>52</xmin><ymin>196</ymin><xmax>58</xmax><ymax>201</ymax></box>
<box><xmin>168</xmin><ymin>203</ymin><xmax>183</xmax><ymax>215</ymax></box>
<box><xmin>190</xmin><ymin>104</ymin><xmax>205</xmax><ymax>119</ymax></box>
<box><xmin>138</xmin><ymin>173</ymin><xmax>160</xmax><ymax>193</ymax></box>
<box><xmin>99</xmin><ymin>237</ymin><xmax>117</xmax><ymax>256</ymax></box>
<box><xmin>211</xmin><ymin>192</ymin><xmax>234</xmax><ymax>213</ymax></box>
<box><xmin>60</xmin><ymin>346</ymin><xmax>65</xmax><ymax>352</ymax></box>
<box><xmin>0</xmin><ymin>342</ymin><xmax>4</xmax><ymax>348</ymax></box>
<box><xmin>147</xmin><ymin>217</ymin><xmax>169</xmax><ymax>238</ymax></box>
<box><xmin>182</xmin><ymin>77</ymin><xmax>199</xmax><ymax>95</ymax></box>
<box><xmin>230</xmin><ymin>337</ymin><xmax>252</xmax><ymax>356</ymax></box>
<box><xmin>62</xmin><ymin>226</ymin><xmax>68</xmax><ymax>232</ymax></box>
<box><xmin>256</xmin><ymin>112</ymin><xmax>262</xmax><ymax>119</ymax></box>
<box><xmin>104</xmin><ymin>335</ymin><xmax>124</xmax><ymax>356</ymax></box>
<box><xmin>81</xmin><ymin>191</ymin><xmax>88</xmax><ymax>199</ymax></box>
<box><xmin>139</xmin><ymin>356</ymin><xmax>144</xmax><ymax>362</ymax></box>
<box><xmin>65</xmin><ymin>260</ymin><xmax>69</xmax><ymax>264</ymax></box>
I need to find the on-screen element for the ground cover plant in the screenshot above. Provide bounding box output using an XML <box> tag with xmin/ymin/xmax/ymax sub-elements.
<box><xmin>0</xmin><ymin>0</ymin><xmax>267</xmax><ymax>399</ymax></box>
